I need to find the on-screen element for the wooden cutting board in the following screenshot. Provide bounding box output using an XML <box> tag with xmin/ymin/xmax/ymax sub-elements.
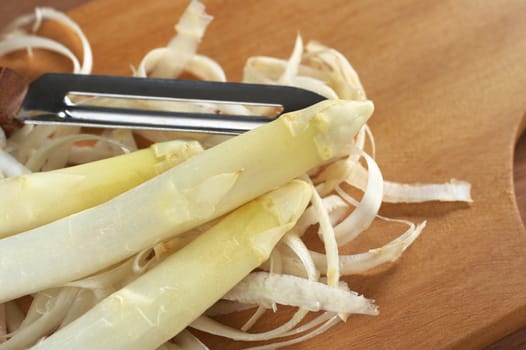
<box><xmin>4</xmin><ymin>0</ymin><xmax>526</xmax><ymax>349</ymax></box>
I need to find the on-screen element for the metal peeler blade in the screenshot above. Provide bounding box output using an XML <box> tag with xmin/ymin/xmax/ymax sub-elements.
<box><xmin>0</xmin><ymin>67</ymin><xmax>326</xmax><ymax>135</ymax></box>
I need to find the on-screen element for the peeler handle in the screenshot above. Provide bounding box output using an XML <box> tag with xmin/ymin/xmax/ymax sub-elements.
<box><xmin>0</xmin><ymin>67</ymin><xmax>28</xmax><ymax>131</ymax></box>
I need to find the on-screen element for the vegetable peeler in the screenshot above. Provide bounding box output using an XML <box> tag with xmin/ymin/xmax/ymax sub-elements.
<box><xmin>0</xmin><ymin>67</ymin><xmax>326</xmax><ymax>135</ymax></box>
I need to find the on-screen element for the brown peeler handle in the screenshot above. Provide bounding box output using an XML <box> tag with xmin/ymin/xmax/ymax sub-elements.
<box><xmin>0</xmin><ymin>67</ymin><xmax>29</xmax><ymax>131</ymax></box>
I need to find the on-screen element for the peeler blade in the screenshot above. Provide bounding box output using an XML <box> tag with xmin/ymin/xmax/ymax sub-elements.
<box><xmin>17</xmin><ymin>73</ymin><xmax>326</xmax><ymax>134</ymax></box>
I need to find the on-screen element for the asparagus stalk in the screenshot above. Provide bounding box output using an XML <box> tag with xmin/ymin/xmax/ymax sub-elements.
<box><xmin>0</xmin><ymin>140</ymin><xmax>203</xmax><ymax>237</ymax></box>
<box><xmin>0</xmin><ymin>99</ymin><xmax>373</xmax><ymax>303</ymax></box>
<box><xmin>32</xmin><ymin>180</ymin><xmax>312</xmax><ymax>350</ymax></box>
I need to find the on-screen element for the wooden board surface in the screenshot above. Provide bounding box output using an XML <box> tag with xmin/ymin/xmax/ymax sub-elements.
<box><xmin>3</xmin><ymin>0</ymin><xmax>526</xmax><ymax>349</ymax></box>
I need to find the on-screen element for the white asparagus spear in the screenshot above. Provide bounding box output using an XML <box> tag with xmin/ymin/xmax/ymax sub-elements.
<box><xmin>0</xmin><ymin>140</ymin><xmax>203</xmax><ymax>238</ymax></box>
<box><xmin>31</xmin><ymin>180</ymin><xmax>311</xmax><ymax>350</ymax></box>
<box><xmin>0</xmin><ymin>99</ymin><xmax>373</xmax><ymax>303</ymax></box>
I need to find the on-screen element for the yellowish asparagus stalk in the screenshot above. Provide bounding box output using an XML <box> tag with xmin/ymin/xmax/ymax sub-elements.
<box><xmin>0</xmin><ymin>140</ymin><xmax>203</xmax><ymax>238</ymax></box>
<box><xmin>32</xmin><ymin>180</ymin><xmax>312</xmax><ymax>350</ymax></box>
<box><xmin>0</xmin><ymin>99</ymin><xmax>373</xmax><ymax>303</ymax></box>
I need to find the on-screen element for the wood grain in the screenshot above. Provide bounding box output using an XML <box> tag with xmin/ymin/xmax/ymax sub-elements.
<box><xmin>2</xmin><ymin>1</ymin><xmax>526</xmax><ymax>349</ymax></box>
